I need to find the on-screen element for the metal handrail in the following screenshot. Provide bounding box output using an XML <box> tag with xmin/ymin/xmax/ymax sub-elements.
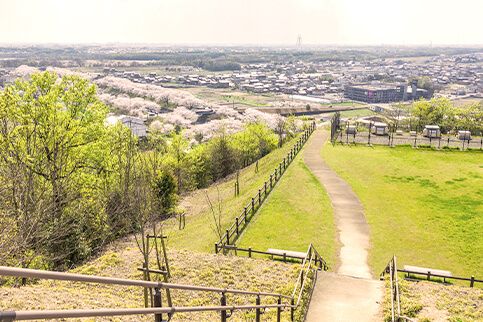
<box><xmin>0</xmin><ymin>304</ymin><xmax>293</xmax><ymax>320</ymax></box>
<box><xmin>0</xmin><ymin>266</ymin><xmax>291</xmax><ymax>299</ymax></box>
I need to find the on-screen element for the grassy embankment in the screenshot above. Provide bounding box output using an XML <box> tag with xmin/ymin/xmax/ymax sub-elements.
<box><xmin>162</xmin><ymin>135</ymin><xmax>302</xmax><ymax>253</ymax></box>
<box><xmin>321</xmin><ymin>144</ymin><xmax>482</xmax><ymax>279</ymax></box>
<box><xmin>0</xmin><ymin>237</ymin><xmax>299</xmax><ymax>321</ymax></box>
<box><xmin>237</xmin><ymin>147</ymin><xmax>337</xmax><ymax>268</ymax></box>
<box><xmin>382</xmin><ymin>278</ymin><xmax>482</xmax><ymax>321</ymax></box>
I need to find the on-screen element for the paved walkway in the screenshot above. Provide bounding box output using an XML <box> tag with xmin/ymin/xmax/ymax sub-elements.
<box><xmin>303</xmin><ymin>129</ymin><xmax>383</xmax><ymax>322</ymax></box>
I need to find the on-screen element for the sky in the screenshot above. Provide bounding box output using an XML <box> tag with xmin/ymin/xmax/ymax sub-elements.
<box><xmin>0</xmin><ymin>0</ymin><xmax>482</xmax><ymax>46</ymax></box>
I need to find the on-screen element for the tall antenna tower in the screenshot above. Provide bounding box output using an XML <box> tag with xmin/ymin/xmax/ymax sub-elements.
<box><xmin>296</xmin><ymin>34</ymin><xmax>302</xmax><ymax>49</ymax></box>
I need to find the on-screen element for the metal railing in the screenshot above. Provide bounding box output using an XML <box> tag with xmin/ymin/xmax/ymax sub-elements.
<box><xmin>335</xmin><ymin>130</ymin><xmax>483</xmax><ymax>151</ymax></box>
<box><xmin>290</xmin><ymin>244</ymin><xmax>327</xmax><ymax>321</ymax></box>
<box><xmin>0</xmin><ymin>266</ymin><xmax>293</xmax><ymax>321</ymax></box>
<box><xmin>215</xmin><ymin>122</ymin><xmax>316</xmax><ymax>253</ymax></box>
<box><xmin>380</xmin><ymin>256</ymin><xmax>402</xmax><ymax>322</ymax></box>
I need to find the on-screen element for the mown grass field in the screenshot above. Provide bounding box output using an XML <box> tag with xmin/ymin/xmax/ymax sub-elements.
<box><xmin>237</xmin><ymin>152</ymin><xmax>337</xmax><ymax>268</ymax></box>
<box><xmin>321</xmin><ymin>144</ymin><xmax>483</xmax><ymax>279</ymax></box>
<box><xmin>162</xmin><ymin>136</ymin><xmax>301</xmax><ymax>253</ymax></box>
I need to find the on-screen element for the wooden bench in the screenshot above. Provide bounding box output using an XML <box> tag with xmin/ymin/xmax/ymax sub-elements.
<box><xmin>266</xmin><ymin>248</ymin><xmax>307</xmax><ymax>262</ymax></box>
<box><xmin>403</xmin><ymin>265</ymin><xmax>452</xmax><ymax>283</ymax></box>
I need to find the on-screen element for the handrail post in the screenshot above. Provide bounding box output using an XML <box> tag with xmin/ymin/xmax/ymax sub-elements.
<box><xmin>258</xmin><ymin>189</ymin><xmax>261</xmax><ymax>206</ymax></box>
<box><xmin>226</xmin><ymin>230</ymin><xmax>230</xmax><ymax>246</ymax></box>
<box><xmin>270</xmin><ymin>174</ymin><xmax>273</xmax><ymax>188</ymax></box>
<box><xmin>290</xmin><ymin>298</ymin><xmax>295</xmax><ymax>321</ymax></box>
<box><xmin>264</xmin><ymin>181</ymin><xmax>267</xmax><ymax>197</ymax></box>
<box><xmin>277</xmin><ymin>297</ymin><xmax>282</xmax><ymax>322</ymax></box>
<box><xmin>244</xmin><ymin>207</ymin><xmax>247</xmax><ymax>223</ymax></box>
<box><xmin>235</xmin><ymin>217</ymin><xmax>239</xmax><ymax>235</ymax></box>
<box><xmin>221</xmin><ymin>292</ymin><xmax>227</xmax><ymax>322</ymax></box>
<box><xmin>255</xmin><ymin>295</ymin><xmax>261</xmax><ymax>322</ymax></box>
<box><xmin>153</xmin><ymin>287</ymin><xmax>162</xmax><ymax>322</ymax></box>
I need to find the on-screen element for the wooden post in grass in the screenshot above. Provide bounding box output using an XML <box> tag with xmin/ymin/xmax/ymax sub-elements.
<box><xmin>255</xmin><ymin>296</ymin><xmax>261</xmax><ymax>322</ymax></box>
<box><xmin>251</xmin><ymin>198</ymin><xmax>255</xmax><ymax>215</ymax></box>
<box><xmin>235</xmin><ymin>217</ymin><xmax>239</xmax><ymax>235</ymax></box>
<box><xmin>277</xmin><ymin>297</ymin><xmax>282</xmax><ymax>322</ymax></box>
<box><xmin>290</xmin><ymin>298</ymin><xmax>295</xmax><ymax>321</ymax></box>
<box><xmin>264</xmin><ymin>181</ymin><xmax>267</xmax><ymax>197</ymax></box>
<box><xmin>154</xmin><ymin>287</ymin><xmax>162</xmax><ymax>322</ymax></box>
<box><xmin>258</xmin><ymin>189</ymin><xmax>261</xmax><ymax>206</ymax></box>
<box><xmin>248</xmin><ymin>247</ymin><xmax>252</xmax><ymax>258</ymax></box>
<box><xmin>270</xmin><ymin>174</ymin><xmax>273</xmax><ymax>188</ymax></box>
<box><xmin>244</xmin><ymin>207</ymin><xmax>247</xmax><ymax>222</ymax></box>
<box><xmin>221</xmin><ymin>292</ymin><xmax>227</xmax><ymax>322</ymax></box>
<box><xmin>226</xmin><ymin>230</ymin><xmax>230</xmax><ymax>245</ymax></box>
<box><xmin>470</xmin><ymin>276</ymin><xmax>475</xmax><ymax>287</ymax></box>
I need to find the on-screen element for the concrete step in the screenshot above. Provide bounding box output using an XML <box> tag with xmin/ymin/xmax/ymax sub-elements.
<box><xmin>305</xmin><ymin>271</ymin><xmax>383</xmax><ymax>322</ymax></box>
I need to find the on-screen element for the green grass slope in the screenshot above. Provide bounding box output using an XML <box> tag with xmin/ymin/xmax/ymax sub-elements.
<box><xmin>163</xmin><ymin>136</ymin><xmax>301</xmax><ymax>253</ymax></box>
<box><xmin>0</xmin><ymin>236</ymin><xmax>299</xmax><ymax>321</ymax></box>
<box><xmin>321</xmin><ymin>144</ymin><xmax>482</xmax><ymax>278</ymax></box>
<box><xmin>237</xmin><ymin>152</ymin><xmax>337</xmax><ymax>268</ymax></box>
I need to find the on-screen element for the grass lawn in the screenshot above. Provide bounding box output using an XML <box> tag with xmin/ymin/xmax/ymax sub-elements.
<box><xmin>321</xmin><ymin>144</ymin><xmax>483</xmax><ymax>279</ymax></box>
<box><xmin>237</xmin><ymin>153</ymin><xmax>337</xmax><ymax>268</ymax></box>
<box><xmin>162</xmin><ymin>136</ymin><xmax>301</xmax><ymax>253</ymax></box>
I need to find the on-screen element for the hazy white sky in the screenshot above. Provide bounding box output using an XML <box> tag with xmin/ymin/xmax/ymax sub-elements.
<box><xmin>1</xmin><ymin>0</ymin><xmax>482</xmax><ymax>45</ymax></box>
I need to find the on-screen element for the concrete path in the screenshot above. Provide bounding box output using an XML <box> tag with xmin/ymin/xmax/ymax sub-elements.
<box><xmin>303</xmin><ymin>129</ymin><xmax>383</xmax><ymax>321</ymax></box>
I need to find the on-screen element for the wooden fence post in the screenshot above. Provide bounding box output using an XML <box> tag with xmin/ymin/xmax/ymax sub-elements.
<box><xmin>470</xmin><ymin>276</ymin><xmax>475</xmax><ymax>287</ymax></box>
<box><xmin>290</xmin><ymin>298</ymin><xmax>295</xmax><ymax>321</ymax></box>
<box><xmin>154</xmin><ymin>287</ymin><xmax>162</xmax><ymax>322</ymax></box>
<box><xmin>226</xmin><ymin>230</ymin><xmax>230</xmax><ymax>246</ymax></box>
<box><xmin>258</xmin><ymin>189</ymin><xmax>261</xmax><ymax>206</ymax></box>
<box><xmin>235</xmin><ymin>217</ymin><xmax>239</xmax><ymax>235</ymax></box>
<box><xmin>270</xmin><ymin>174</ymin><xmax>273</xmax><ymax>188</ymax></box>
<box><xmin>215</xmin><ymin>243</ymin><xmax>218</xmax><ymax>254</ymax></box>
<box><xmin>221</xmin><ymin>292</ymin><xmax>227</xmax><ymax>322</ymax></box>
<box><xmin>251</xmin><ymin>198</ymin><xmax>255</xmax><ymax>215</ymax></box>
<box><xmin>264</xmin><ymin>181</ymin><xmax>267</xmax><ymax>196</ymax></box>
<box><xmin>256</xmin><ymin>295</ymin><xmax>261</xmax><ymax>322</ymax></box>
<box><xmin>277</xmin><ymin>297</ymin><xmax>282</xmax><ymax>322</ymax></box>
<box><xmin>248</xmin><ymin>247</ymin><xmax>252</xmax><ymax>258</ymax></box>
<box><xmin>244</xmin><ymin>207</ymin><xmax>247</xmax><ymax>222</ymax></box>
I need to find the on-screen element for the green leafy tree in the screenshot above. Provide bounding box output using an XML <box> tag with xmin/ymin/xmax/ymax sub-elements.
<box><xmin>0</xmin><ymin>72</ymin><xmax>110</xmax><ymax>268</ymax></box>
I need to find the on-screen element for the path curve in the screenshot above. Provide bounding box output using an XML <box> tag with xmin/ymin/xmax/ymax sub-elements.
<box><xmin>303</xmin><ymin>128</ymin><xmax>382</xmax><ymax>321</ymax></box>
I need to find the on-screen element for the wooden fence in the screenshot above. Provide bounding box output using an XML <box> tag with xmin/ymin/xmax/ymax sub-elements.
<box><xmin>216</xmin><ymin>245</ymin><xmax>328</xmax><ymax>270</ymax></box>
<box><xmin>215</xmin><ymin>122</ymin><xmax>316</xmax><ymax>253</ymax></box>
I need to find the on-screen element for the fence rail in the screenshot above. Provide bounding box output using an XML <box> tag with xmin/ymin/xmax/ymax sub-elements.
<box><xmin>215</xmin><ymin>122</ymin><xmax>316</xmax><ymax>253</ymax></box>
<box><xmin>398</xmin><ymin>269</ymin><xmax>482</xmax><ymax>287</ymax></box>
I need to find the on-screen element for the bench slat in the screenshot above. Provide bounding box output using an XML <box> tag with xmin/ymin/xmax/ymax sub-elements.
<box><xmin>266</xmin><ymin>248</ymin><xmax>307</xmax><ymax>259</ymax></box>
<box><xmin>403</xmin><ymin>265</ymin><xmax>452</xmax><ymax>277</ymax></box>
